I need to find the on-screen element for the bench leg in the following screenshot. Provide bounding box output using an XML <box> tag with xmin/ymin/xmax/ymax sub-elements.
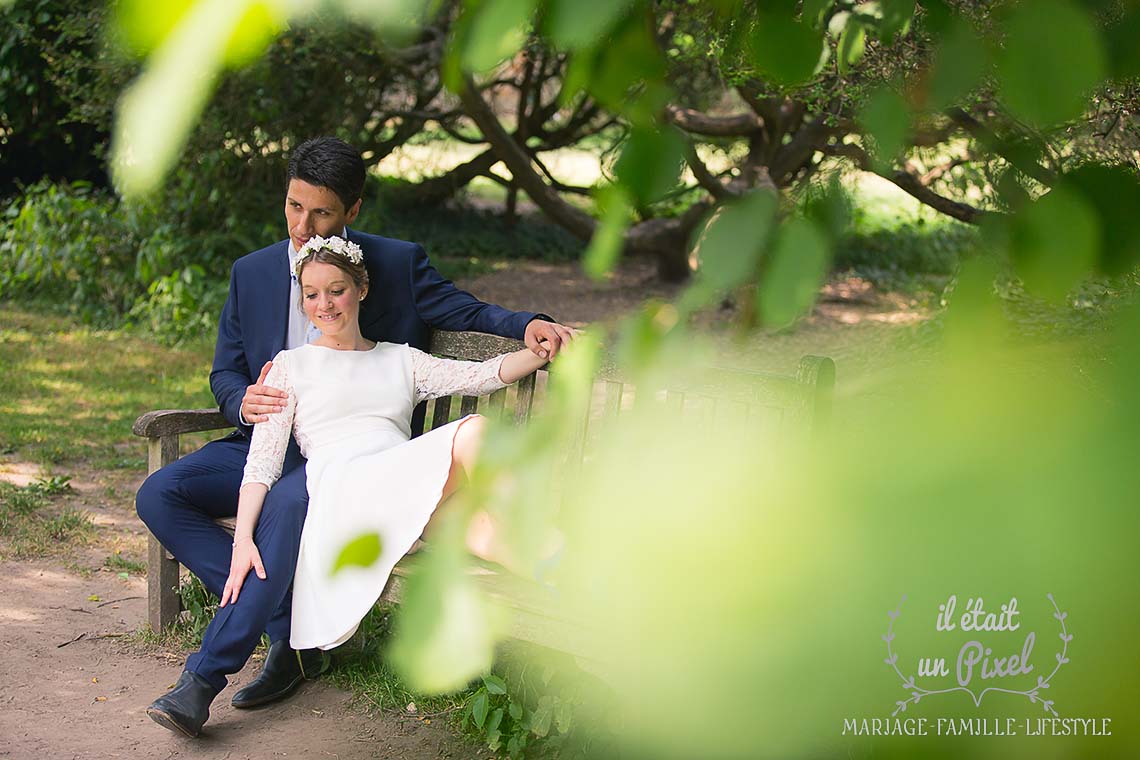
<box><xmin>147</xmin><ymin>535</ymin><xmax>181</xmax><ymax>632</ymax></box>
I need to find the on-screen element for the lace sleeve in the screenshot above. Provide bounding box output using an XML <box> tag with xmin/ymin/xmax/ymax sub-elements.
<box><xmin>411</xmin><ymin>347</ymin><xmax>510</xmax><ymax>405</ymax></box>
<box><xmin>241</xmin><ymin>353</ymin><xmax>296</xmax><ymax>489</ymax></box>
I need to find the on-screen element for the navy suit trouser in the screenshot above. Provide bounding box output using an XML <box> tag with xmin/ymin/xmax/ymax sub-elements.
<box><xmin>135</xmin><ymin>434</ymin><xmax>308</xmax><ymax>693</ymax></box>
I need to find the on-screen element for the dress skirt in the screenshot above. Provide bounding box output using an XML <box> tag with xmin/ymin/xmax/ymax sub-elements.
<box><xmin>288</xmin><ymin>415</ymin><xmax>477</xmax><ymax>650</ymax></box>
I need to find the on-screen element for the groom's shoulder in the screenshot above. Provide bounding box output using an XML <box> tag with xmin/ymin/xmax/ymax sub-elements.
<box><xmin>350</xmin><ymin>230</ymin><xmax>423</xmax><ymax>263</ymax></box>
<box><xmin>232</xmin><ymin>240</ymin><xmax>288</xmax><ymax>274</ymax></box>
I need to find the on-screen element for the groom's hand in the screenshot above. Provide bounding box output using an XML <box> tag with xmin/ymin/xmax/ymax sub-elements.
<box><xmin>240</xmin><ymin>361</ymin><xmax>287</xmax><ymax>424</ymax></box>
<box><xmin>525</xmin><ymin>319</ymin><xmax>578</xmax><ymax>360</ymax></box>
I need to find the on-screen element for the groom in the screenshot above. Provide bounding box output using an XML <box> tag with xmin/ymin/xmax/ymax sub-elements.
<box><xmin>136</xmin><ymin>137</ymin><xmax>575</xmax><ymax>737</ymax></box>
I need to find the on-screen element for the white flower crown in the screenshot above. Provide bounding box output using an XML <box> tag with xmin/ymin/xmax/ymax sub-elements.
<box><xmin>292</xmin><ymin>235</ymin><xmax>364</xmax><ymax>279</ymax></box>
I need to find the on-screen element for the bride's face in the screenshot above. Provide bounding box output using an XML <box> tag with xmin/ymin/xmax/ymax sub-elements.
<box><xmin>300</xmin><ymin>261</ymin><xmax>366</xmax><ymax>336</ymax></box>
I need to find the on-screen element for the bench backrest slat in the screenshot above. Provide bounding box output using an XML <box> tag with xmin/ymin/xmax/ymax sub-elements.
<box><xmin>418</xmin><ymin>333</ymin><xmax>835</xmax><ymax>446</ymax></box>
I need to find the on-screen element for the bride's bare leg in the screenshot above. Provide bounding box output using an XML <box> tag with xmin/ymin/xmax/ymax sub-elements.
<box><xmin>427</xmin><ymin>415</ymin><xmax>502</xmax><ymax>561</ymax></box>
<box><xmin>427</xmin><ymin>415</ymin><xmax>562</xmax><ymax>574</ymax></box>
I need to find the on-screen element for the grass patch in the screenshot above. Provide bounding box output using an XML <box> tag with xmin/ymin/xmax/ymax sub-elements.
<box><xmin>0</xmin><ymin>304</ymin><xmax>215</xmax><ymax>469</ymax></box>
<box><xmin>105</xmin><ymin>551</ymin><xmax>146</xmax><ymax>575</ymax></box>
<box><xmin>0</xmin><ymin>477</ymin><xmax>94</xmax><ymax>558</ymax></box>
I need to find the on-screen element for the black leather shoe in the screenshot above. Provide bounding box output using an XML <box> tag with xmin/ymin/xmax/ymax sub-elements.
<box><xmin>146</xmin><ymin>671</ymin><xmax>219</xmax><ymax>738</ymax></box>
<box><xmin>230</xmin><ymin>640</ymin><xmax>332</xmax><ymax>709</ymax></box>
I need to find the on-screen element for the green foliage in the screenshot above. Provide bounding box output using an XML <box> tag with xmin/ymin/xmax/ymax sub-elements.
<box><xmin>747</xmin><ymin>10</ymin><xmax>825</xmax><ymax>87</ymax></box>
<box><xmin>462</xmin><ymin>676</ymin><xmax>578</xmax><ymax>758</ymax></box>
<box><xmin>758</xmin><ymin>216</ymin><xmax>830</xmax><ymax>326</ymax></box>
<box><xmin>996</xmin><ymin>0</ymin><xmax>1107</xmax><ymax>127</ymax></box>
<box><xmin>833</xmin><ymin>219</ymin><xmax>976</xmax><ymax>278</ymax></box>
<box><xmin>0</xmin><ymin>165</ymin><xmax>274</xmax><ymax>339</ymax></box>
<box><xmin>0</xmin><ymin>0</ymin><xmax>113</xmax><ymax>188</ymax></box>
<box><xmin>0</xmin><ymin>181</ymin><xmax>146</xmax><ymax>321</ymax></box>
<box><xmin>128</xmin><ymin>265</ymin><xmax>229</xmax><ymax>345</ymax></box>
<box><xmin>176</xmin><ymin>574</ymin><xmax>218</xmax><ymax>646</ymax></box>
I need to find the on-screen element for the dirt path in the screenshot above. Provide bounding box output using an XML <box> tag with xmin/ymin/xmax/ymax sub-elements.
<box><xmin>0</xmin><ymin>558</ymin><xmax>472</xmax><ymax>759</ymax></box>
<box><xmin>0</xmin><ymin>462</ymin><xmax>475</xmax><ymax>759</ymax></box>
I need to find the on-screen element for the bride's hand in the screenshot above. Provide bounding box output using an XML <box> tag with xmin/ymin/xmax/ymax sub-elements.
<box><xmin>220</xmin><ymin>536</ymin><xmax>267</xmax><ymax>607</ymax></box>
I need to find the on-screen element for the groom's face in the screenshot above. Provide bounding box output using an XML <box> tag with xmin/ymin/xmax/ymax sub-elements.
<box><xmin>284</xmin><ymin>179</ymin><xmax>362</xmax><ymax>253</ymax></box>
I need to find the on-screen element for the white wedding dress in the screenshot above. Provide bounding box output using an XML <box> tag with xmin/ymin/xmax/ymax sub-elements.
<box><xmin>241</xmin><ymin>342</ymin><xmax>508</xmax><ymax>650</ymax></box>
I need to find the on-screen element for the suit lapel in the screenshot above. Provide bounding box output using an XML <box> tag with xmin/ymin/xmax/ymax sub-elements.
<box><xmin>270</xmin><ymin>241</ymin><xmax>292</xmax><ymax>352</ymax></box>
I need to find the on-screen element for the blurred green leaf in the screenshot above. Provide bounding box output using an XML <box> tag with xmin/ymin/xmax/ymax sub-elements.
<box><xmin>748</xmin><ymin>11</ymin><xmax>826</xmax><ymax>86</ymax></box>
<box><xmin>859</xmin><ymin>85</ymin><xmax>909</xmax><ymax>171</ymax></box>
<box><xmin>579</xmin><ymin>10</ymin><xmax>668</xmax><ymax>122</ymax></box>
<box><xmin>615</xmin><ymin>301</ymin><xmax>686</xmax><ymax>371</ymax></box>
<box><xmin>837</xmin><ymin>18</ymin><xmax>865</xmax><ymax>74</ymax></box>
<box><xmin>583</xmin><ymin>186</ymin><xmax>631</xmax><ymax>279</ymax></box>
<box><xmin>879</xmin><ymin>0</ymin><xmax>915</xmax><ymax>43</ymax></box>
<box><xmin>997</xmin><ymin>0</ymin><xmax>1106</xmax><ymax>126</ymax></box>
<box><xmin>532</xmin><ymin>696</ymin><xmax>554</xmax><ymax>737</ymax></box>
<box><xmin>758</xmin><ymin>217</ymin><xmax>830</xmax><ymax>327</ymax></box>
<box><xmin>614</xmin><ymin>126</ymin><xmax>686</xmax><ymax>206</ymax></box>
<box><xmin>462</xmin><ymin>0</ymin><xmax>536</xmax><ymax>72</ymax></box>
<box><xmin>1064</xmin><ymin>166</ymin><xmax>1140</xmax><ymax>277</ymax></box>
<box><xmin>543</xmin><ymin>0</ymin><xmax>635</xmax><ymax>51</ymax></box>
<box><xmin>1010</xmin><ymin>185</ymin><xmax>1099</xmax><ymax>302</ymax></box>
<box><xmin>555</xmin><ymin>698</ymin><xmax>573</xmax><ymax>733</ymax></box>
<box><xmin>331</xmin><ymin>532</ymin><xmax>383</xmax><ymax>574</ymax></box>
<box><xmin>223</xmin><ymin>2</ymin><xmax>285</xmax><ymax>67</ymax></box>
<box><xmin>802</xmin><ymin>0</ymin><xmax>833</xmax><ymax>29</ymax></box>
<box><xmin>116</xmin><ymin>0</ymin><xmax>282</xmax><ymax>65</ymax></box>
<box><xmin>115</xmin><ymin>0</ymin><xmax>193</xmax><ymax>56</ymax></box>
<box><xmin>688</xmin><ymin>189</ymin><xmax>778</xmax><ymax>297</ymax></box>
<box><xmin>926</xmin><ymin>18</ymin><xmax>988</xmax><ymax>111</ymax></box>
<box><xmin>917</xmin><ymin>0</ymin><xmax>953</xmax><ymax>36</ymax></box>
<box><xmin>1105</xmin><ymin>7</ymin><xmax>1140</xmax><ymax>78</ymax></box>
<box><xmin>389</xmin><ymin>511</ymin><xmax>500</xmax><ymax>693</ymax></box>
<box><xmin>111</xmin><ymin>0</ymin><xmax>257</xmax><ymax>197</ymax></box>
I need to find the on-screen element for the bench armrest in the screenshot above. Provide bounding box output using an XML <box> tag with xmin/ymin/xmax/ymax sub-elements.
<box><xmin>132</xmin><ymin>408</ymin><xmax>231</xmax><ymax>438</ymax></box>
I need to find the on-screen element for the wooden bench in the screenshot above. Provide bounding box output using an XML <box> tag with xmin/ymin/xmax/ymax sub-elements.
<box><xmin>133</xmin><ymin>331</ymin><xmax>835</xmax><ymax>656</ymax></box>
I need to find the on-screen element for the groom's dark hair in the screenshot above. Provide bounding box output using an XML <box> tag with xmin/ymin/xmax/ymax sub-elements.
<box><xmin>286</xmin><ymin>137</ymin><xmax>366</xmax><ymax>212</ymax></box>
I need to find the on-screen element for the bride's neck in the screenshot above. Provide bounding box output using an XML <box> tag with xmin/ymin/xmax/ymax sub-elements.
<box><xmin>313</xmin><ymin>328</ymin><xmax>372</xmax><ymax>351</ymax></box>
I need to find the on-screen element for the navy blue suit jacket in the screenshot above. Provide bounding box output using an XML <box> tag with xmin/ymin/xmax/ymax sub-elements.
<box><xmin>210</xmin><ymin>228</ymin><xmax>541</xmax><ymax>436</ymax></box>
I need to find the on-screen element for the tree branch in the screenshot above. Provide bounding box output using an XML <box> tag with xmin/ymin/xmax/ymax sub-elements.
<box><xmin>946</xmin><ymin>107</ymin><xmax>1058</xmax><ymax>187</ymax></box>
<box><xmin>665</xmin><ymin>104</ymin><xmax>764</xmax><ymax>136</ymax></box>
<box><xmin>457</xmin><ymin>75</ymin><xmax>597</xmax><ymax>240</ymax></box>
<box><xmin>403</xmin><ymin>148</ymin><xmax>501</xmax><ymax>205</ymax></box>
<box><xmin>828</xmin><ymin>142</ymin><xmax>995</xmax><ymax>224</ymax></box>
<box><xmin>683</xmin><ymin>141</ymin><xmax>733</xmax><ymax>200</ymax></box>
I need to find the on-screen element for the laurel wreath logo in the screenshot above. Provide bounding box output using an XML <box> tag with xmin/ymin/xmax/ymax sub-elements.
<box><xmin>883</xmin><ymin>593</ymin><xmax>1072</xmax><ymax>717</ymax></box>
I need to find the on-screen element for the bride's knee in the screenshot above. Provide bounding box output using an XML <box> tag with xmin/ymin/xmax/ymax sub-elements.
<box><xmin>453</xmin><ymin>414</ymin><xmax>486</xmax><ymax>472</ymax></box>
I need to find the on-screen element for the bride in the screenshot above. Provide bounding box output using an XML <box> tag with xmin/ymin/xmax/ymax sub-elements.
<box><xmin>221</xmin><ymin>234</ymin><xmax>552</xmax><ymax>649</ymax></box>
<box><xmin>146</xmin><ymin>234</ymin><xmax>554</xmax><ymax>737</ymax></box>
